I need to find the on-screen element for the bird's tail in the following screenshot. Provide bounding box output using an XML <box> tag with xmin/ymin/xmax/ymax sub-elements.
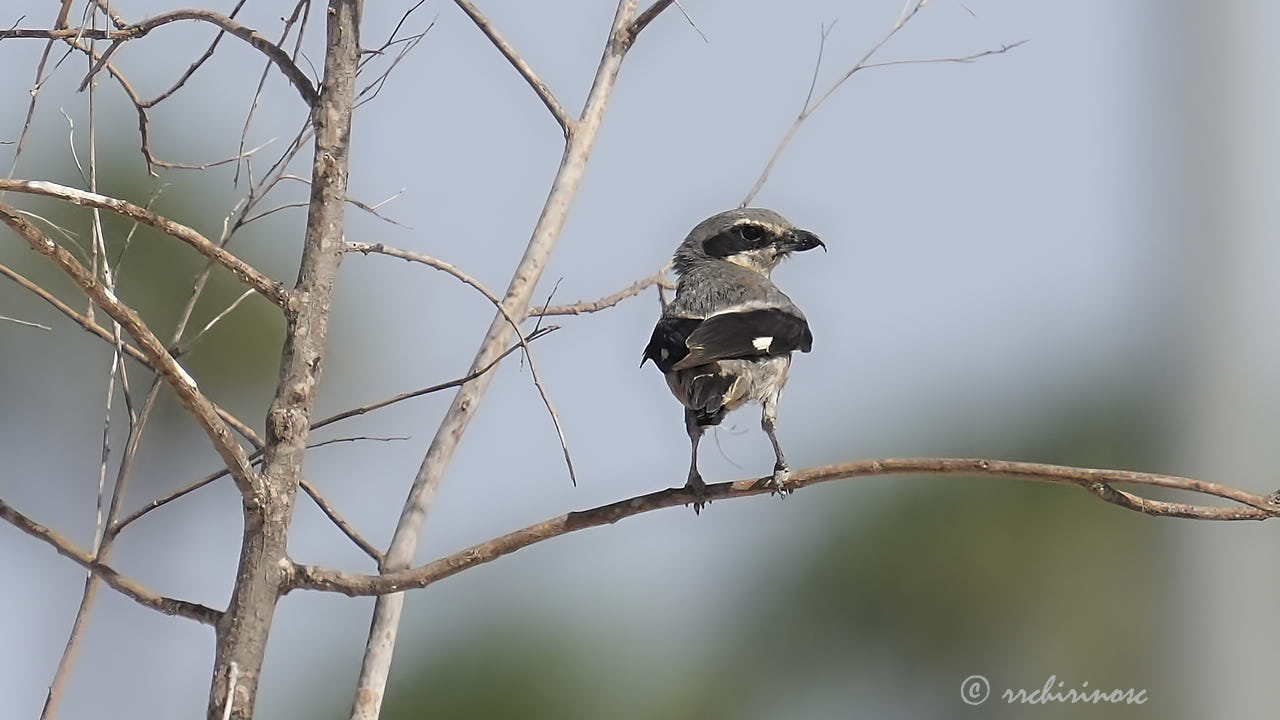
<box><xmin>688</xmin><ymin>369</ymin><xmax>733</xmax><ymax>426</ymax></box>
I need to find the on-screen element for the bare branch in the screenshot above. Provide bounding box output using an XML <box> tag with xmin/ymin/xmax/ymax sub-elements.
<box><xmin>0</xmin><ymin>495</ymin><xmax>219</xmax><ymax>625</ymax></box>
<box><xmin>41</xmin><ymin>52</ymin><xmax>138</xmax><ymax>717</ymax></box>
<box><xmin>308</xmin><ymin>324</ymin><xmax>558</xmax><ymax>433</ymax></box>
<box><xmin>4</xmin><ymin>0</ymin><xmax>74</xmax><ymax>180</ymax></box>
<box><xmin>300</xmin><ymin>479</ymin><xmax>385</xmax><ymax>566</ymax></box>
<box><xmin>670</xmin><ymin>0</ymin><xmax>708</xmax><ymax>43</ymax></box>
<box><xmin>345</xmin><ymin>241</ymin><xmax>577</xmax><ymax>485</ymax></box>
<box><xmin>0</xmin><ymin>203</ymin><xmax>262</xmax><ymax>498</ymax></box>
<box><xmin>108</xmin><ymin>469</ymin><xmax>220</xmax><ymax>539</ymax></box>
<box><xmin>48</xmin><ymin>37</ymin><xmax>222</xmax><ymax>173</ymax></box>
<box><xmin>741</xmin><ymin>3</ymin><xmax>1023</xmax><ymax>206</ymax></box>
<box><xmin>452</xmin><ymin>0</ymin><xmax>573</xmax><ymax>138</ymax></box>
<box><xmin>0</xmin><ymin>313</ymin><xmax>51</xmax><ymax>329</ymax></box>
<box><xmin>175</xmin><ymin>288</ymin><xmax>255</xmax><ymax>356</ymax></box>
<box><xmin>233</xmin><ymin>0</ymin><xmax>310</xmax><ymax>187</ymax></box>
<box><xmin>292</xmin><ymin>458</ymin><xmax>1280</xmax><ymax>597</ymax></box>
<box><xmin>355</xmin><ymin>8</ymin><xmax>433</xmax><ymax>108</ymax></box>
<box><xmin>4</xmin><ymin>9</ymin><xmax>319</xmax><ymax>106</ymax></box>
<box><xmin>145</xmin><ymin>0</ymin><xmax>253</xmax><ymax>107</ymax></box>
<box><xmin>529</xmin><ymin>265</ymin><xmax>672</xmax><ymax>316</ymax></box>
<box><xmin>859</xmin><ymin>41</ymin><xmax>1029</xmax><ymax>72</ymax></box>
<box><xmin>107</xmin><ymin>326</ymin><xmax>556</xmax><ymax>539</ymax></box>
<box><xmin>0</xmin><ymin>179</ymin><xmax>288</xmax><ymax>307</ymax></box>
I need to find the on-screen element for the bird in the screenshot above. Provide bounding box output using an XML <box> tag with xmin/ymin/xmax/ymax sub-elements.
<box><xmin>642</xmin><ymin>207</ymin><xmax>824</xmax><ymax>512</ymax></box>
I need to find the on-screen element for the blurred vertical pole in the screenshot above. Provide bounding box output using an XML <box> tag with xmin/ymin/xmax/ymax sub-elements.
<box><xmin>1169</xmin><ymin>0</ymin><xmax>1280</xmax><ymax>716</ymax></box>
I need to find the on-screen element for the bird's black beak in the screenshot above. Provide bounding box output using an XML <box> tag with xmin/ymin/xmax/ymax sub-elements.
<box><xmin>782</xmin><ymin>229</ymin><xmax>826</xmax><ymax>253</ymax></box>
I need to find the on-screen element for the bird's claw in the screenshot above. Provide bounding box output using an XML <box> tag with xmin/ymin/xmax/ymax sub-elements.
<box><xmin>685</xmin><ymin>474</ymin><xmax>709</xmax><ymax>515</ymax></box>
<box><xmin>769</xmin><ymin>465</ymin><xmax>793</xmax><ymax>497</ymax></box>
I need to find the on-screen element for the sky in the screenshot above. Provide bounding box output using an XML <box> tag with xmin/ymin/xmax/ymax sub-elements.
<box><xmin>3</xmin><ymin>1</ymin><xmax>1280</xmax><ymax>718</ymax></box>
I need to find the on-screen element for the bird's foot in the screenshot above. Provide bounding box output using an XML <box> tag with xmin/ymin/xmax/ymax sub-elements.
<box><xmin>684</xmin><ymin>474</ymin><xmax>709</xmax><ymax>515</ymax></box>
<box><xmin>769</xmin><ymin>464</ymin><xmax>793</xmax><ymax>498</ymax></box>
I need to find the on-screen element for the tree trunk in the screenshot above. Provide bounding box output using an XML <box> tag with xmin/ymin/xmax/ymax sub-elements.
<box><xmin>206</xmin><ymin>1</ymin><xmax>363</xmax><ymax>717</ymax></box>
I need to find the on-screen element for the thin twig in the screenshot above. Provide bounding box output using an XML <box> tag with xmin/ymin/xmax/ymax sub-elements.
<box><xmin>143</xmin><ymin>0</ymin><xmax>251</xmax><ymax>106</ymax></box>
<box><xmin>4</xmin><ymin>0</ymin><xmax>74</xmax><ymax>180</ymax></box>
<box><xmin>0</xmin><ymin>314</ymin><xmax>51</xmax><ymax>329</ymax></box>
<box><xmin>741</xmin><ymin>2</ymin><xmax>1024</xmax><ymax>206</ymax></box>
<box><xmin>308</xmin><ymin>325</ymin><xmax>558</xmax><ymax>432</ymax></box>
<box><xmin>529</xmin><ymin>265</ymin><xmax>672</xmax><ymax>316</ymax></box>
<box><xmin>356</xmin><ymin>3</ymin><xmax>433</xmax><ymax>108</ymax></box>
<box><xmin>106</xmin><ymin>326</ymin><xmax>557</xmax><ymax>538</ymax></box>
<box><xmin>0</xmin><ymin>495</ymin><xmax>219</xmax><ymax>624</ymax></box>
<box><xmin>234</xmin><ymin>0</ymin><xmax>308</xmax><ymax>187</ymax></box>
<box><xmin>452</xmin><ymin>0</ymin><xmax>573</xmax><ymax>138</ymax></box>
<box><xmin>308</xmin><ymin>435</ymin><xmax>408</xmax><ymax>449</ymax></box>
<box><xmin>42</xmin><ymin>21</ymin><xmax>124</xmax><ymax>715</ymax></box>
<box><xmin>300</xmin><ymin>479</ymin><xmax>384</xmax><ymax>566</ymax></box>
<box><xmin>59</xmin><ymin>25</ymin><xmax>278</xmax><ymax>173</ymax></box>
<box><xmin>345</xmin><ymin>241</ymin><xmax>576</xmax><ymax>485</ymax></box>
<box><xmin>176</xmin><ymin>288</ymin><xmax>255</xmax><ymax>356</ymax></box>
<box><xmin>670</xmin><ymin>0</ymin><xmax>708</xmax><ymax>43</ymax></box>
<box><xmin>291</xmin><ymin>458</ymin><xmax>1280</xmax><ymax>597</ymax></box>
<box><xmin>272</xmin><ymin>174</ymin><xmax>409</xmax><ymax>225</ymax></box>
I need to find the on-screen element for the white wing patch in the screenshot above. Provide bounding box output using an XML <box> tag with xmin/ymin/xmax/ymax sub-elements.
<box><xmin>752</xmin><ymin>336</ymin><xmax>773</xmax><ymax>351</ymax></box>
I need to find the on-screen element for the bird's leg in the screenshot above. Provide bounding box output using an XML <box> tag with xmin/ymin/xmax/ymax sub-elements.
<box><xmin>761</xmin><ymin>397</ymin><xmax>792</xmax><ymax>496</ymax></box>
<box><xmin>684</xmin><ymin>409</ymin><xmax>709</xmax><ymax>514</ymax></box>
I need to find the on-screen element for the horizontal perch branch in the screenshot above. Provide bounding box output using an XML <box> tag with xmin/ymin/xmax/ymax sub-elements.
<box><xmin>290</xmin><ymin>457</ymin><xmax>1280</xmax><ymax>597</ymax></box>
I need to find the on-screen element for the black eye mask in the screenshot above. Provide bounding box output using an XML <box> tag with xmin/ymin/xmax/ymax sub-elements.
<box><xmin>702</xmin><ymin>224</ymin><xmax>773</xmax><ymax>258</ymax></box>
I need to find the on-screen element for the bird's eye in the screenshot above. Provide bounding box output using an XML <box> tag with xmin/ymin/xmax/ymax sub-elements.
<box><xmin>737</xmin><ymin>224</ymin><xmax>763</xmax><ymax>241</ymax></box>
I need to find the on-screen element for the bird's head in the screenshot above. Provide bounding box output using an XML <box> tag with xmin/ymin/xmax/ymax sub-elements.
<box><xmin>672</xmin><ymin>207</ymin><xmax>825</xmax><ymax>277</ymax></box>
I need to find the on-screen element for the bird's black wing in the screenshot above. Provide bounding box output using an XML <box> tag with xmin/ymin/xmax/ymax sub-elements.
<box><xmin>641</xmin><ymin>316</ymin><xmax>702</xmax><ymax>373</ymax></box>
<box><xmin>672</xmin><ymin>308</ymin><xmax>811</xmax><ymax>370</ymax></box>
